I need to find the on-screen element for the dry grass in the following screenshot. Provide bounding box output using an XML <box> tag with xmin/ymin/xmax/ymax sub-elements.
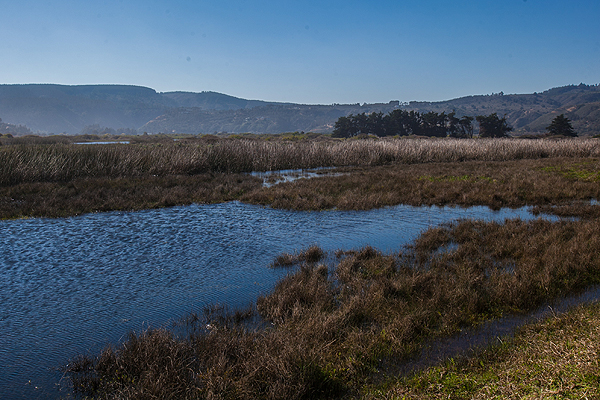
<box><xmin>270</xmin><ymin>245</ymin><xmax>325</xmax><ymax>267</ymax></box>
<box><xmin>2</xmin><ymin>138</ymin><xmax>599</xmax><ymax>186</ymax></box>
<box><xmin>0</xmin><ymin>173</ymin><xmax>261</xmax><ymax>219</ymax></box>
<box><xmin>5</xmin><ymin>157</ymin><xmax>598</xmax><ymax>219</ymax></box>
<box><xmin>1</xmin><ymin>138</ymin><xmax>599</xmax><ymax>219</ymax></box>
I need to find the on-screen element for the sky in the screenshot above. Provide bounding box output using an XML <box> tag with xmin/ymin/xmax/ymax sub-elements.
<box><xmin>1</xmin><ymin>0</ymin><xmax>599</xmax><ymax>104</ymax></box>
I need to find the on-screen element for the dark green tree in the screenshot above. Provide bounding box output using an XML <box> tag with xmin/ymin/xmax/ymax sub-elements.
<box><xmin>332</xmin><ymin>115</ymin><xmax>356</xmax><ymax>138</ymax></box>
<box><xmin>457</xmin><ymin>115</ymin><xmax>474</xmax><ymax>138</ymax></box>
<box><xmin>546</xmin><ymin>114</ymin><xmax>577</xmax><ymax>137</ymax></box>
<box><xmin>383</xmin><ymin>109</ymin><xmax>415</xmax><ymax>136</ymax></box>
<box><xmin>353</xmin><ymin>113</ymin><xmax>369</xmax><ymax>135</ymax></box>
<box><xmin>476</xmin><ymin>113</ymin><xmax>512</xmax><ymax>138</ymax></box>
<box><xmin>367</xmin><ymin>112</ymin><xmax>385</xmax><ymax>136</ymax></box>
<box><xmin>420</xmin><ymin>111</ymin><xmax>448</xmax><ymax>137</ymax></box>
<box><xmin>447</xmin><ymin>111</ymin><xmax>460</xmax><ymax>137</ymax></box>
<box><xmin>446</xmin><ymin>111</ymin><xmax>474</xmax><ymax>138</ymax></box>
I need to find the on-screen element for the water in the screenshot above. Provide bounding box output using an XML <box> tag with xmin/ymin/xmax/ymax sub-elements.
<box><xmin>73</xmin><ymin>141</ymin><xmax>130</xmax><ymax>145</ymax></box>
<box><xmin>250</xmin><ymin>167</ymin><xmax>341</xmax><ymax>187</ymax></box>
<box><xmin>0</xmin><ymin>202</ymin><xmax>553</xmax><ymax>399</ymax></box>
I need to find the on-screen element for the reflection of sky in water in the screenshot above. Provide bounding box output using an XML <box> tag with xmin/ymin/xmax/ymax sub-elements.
<box><xmin>250</xmin><ymin>167</ymin><xmax>340</xmax><ymax>187</ymax></box>
<box><xmin>0</xmin><ymin>202</ymin><xmax>557</xmax><ymax>398</ymax></box>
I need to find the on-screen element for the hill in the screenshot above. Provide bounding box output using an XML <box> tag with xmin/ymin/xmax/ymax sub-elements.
<box><xmin>161</xmin><ymin>91</ymin><xmax>282</xmax><ymax>110</ymax></box>
<box><xmin>405</xmin><ymin>83</ymin><xmax>600</xmax><ymax>136</ymax></box>
<box><xmin>140</xmin><ymin>103</ymin><xmax>401</xmax><ymax>134</ymax></box>
<box><xmin>0</xmin><ymin>84</ymin><xmax>172</xmax><ymax>134</ymax></box>
<box><xmin>0</xmin><ymin>83</ymin><xmax>598</xmax><ymax>135</ymax></box>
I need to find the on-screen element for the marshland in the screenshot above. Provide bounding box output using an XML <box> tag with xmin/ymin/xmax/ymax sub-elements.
<box><xmin>1</xmin><ymin>135</ymin><xmax>600</xmax><ymax>398</ymax></box>
<box><xmin>1</xmin><ymin>135</ymin><xmax>600</xmax><ymax>218</ymax></box>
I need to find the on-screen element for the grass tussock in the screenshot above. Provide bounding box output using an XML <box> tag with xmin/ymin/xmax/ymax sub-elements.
<box><xmin>271</xmin><ymin>245</ymin><xmax>325</xmax><ymax>267</ymax></box>
<box><xmin>67</xmin><ymin>217</ymin><xmax>600</xmax><ymax>399</ymax></box>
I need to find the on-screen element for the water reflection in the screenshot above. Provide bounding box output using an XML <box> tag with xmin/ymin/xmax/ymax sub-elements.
<box><xmin>0</xmin><ymin>202</ymin><xmax>555</xmax><ymax>398</ymax></box>
<box><xmin>73</xmin><ymin>141</ymin><xmax>130</xmax><ymax>145</ymax></box>
<box><xmin>250</xmin><ymin>168</ymin><xmax>341</xmax><ymax>187</ymax></box>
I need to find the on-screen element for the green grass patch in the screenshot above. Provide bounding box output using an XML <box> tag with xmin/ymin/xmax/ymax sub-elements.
<box><xmin>540</xmin><ymin>160</ymin><xmax>600</xmax><ymax>182</ymax></box>
<box><xmin>374</xmin><ymin>302</ymin><xmax>600</xmax><ymax>399</ymax></box>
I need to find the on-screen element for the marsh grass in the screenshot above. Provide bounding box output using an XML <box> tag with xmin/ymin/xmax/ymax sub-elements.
<box><xmin>1</xmin><ymin>137</ymin><xmax>600</xmax><ymax>218</ymax></box>
<box><xmin>67</xmin><ymin>217</ymin><xmax>600</xmax><ymax>399</ymax></box>
<box><xmin>532</xmin><ymin>201</ymin><xmax>600</xmax><ymax>219</ymax></box>
<box><xmin>2</xmin><ymin>138</ymin><xmax>599</xmax><ymax>186</ymax></box>
<box><xmin>270</xmin><ymin>245</ymin><xmax>325</xmax><ymax>267</ymax></box>
<box><xmin>0</xmin><ymin>173</ymin><xmax>262</xmax><ymax>219</ymax></box>
<box><xmin>242</xmin><ymin>157</ymin><xmax>600</xmax><ymax>212</ymax></box>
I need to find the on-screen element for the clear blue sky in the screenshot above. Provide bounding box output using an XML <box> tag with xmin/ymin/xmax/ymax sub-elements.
<box><xmin>1</xmin><ymin>0</ymin><xmax>598</xmax><ymax>104</ymax></box>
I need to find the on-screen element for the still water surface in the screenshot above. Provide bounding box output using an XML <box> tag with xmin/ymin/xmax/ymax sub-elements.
<box><xmin>0</xmin><ymin>202</ymin><xmax>551</xmax><ymax>399</ymax></box>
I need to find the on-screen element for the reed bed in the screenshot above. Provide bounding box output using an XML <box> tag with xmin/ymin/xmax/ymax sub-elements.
<box><xmin>1</xmin><ymin>138</ymin><xmax>599</xmax><ymax>186</ymax></box>
<box><xmin>67</xmin><ymin>217</ymin><xmax>600</xmax><ymax>399</ymax></box>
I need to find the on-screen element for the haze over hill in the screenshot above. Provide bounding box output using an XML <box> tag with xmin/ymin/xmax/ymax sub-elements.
<box><xmin>0</xmin><ymin>83</ymin><xmax>598</xmax><ymax>136</ymax></box>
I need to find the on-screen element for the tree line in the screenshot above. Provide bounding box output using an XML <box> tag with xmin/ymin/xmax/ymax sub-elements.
<box><xmin>333</xmin><ymin>110</ymin><xmax>579</xmax><ymax>138</ymax></box>
<box><xmin>332</xmin><ymin>110</ymin><xmax>514</xmax><ymax>138</ymax></box>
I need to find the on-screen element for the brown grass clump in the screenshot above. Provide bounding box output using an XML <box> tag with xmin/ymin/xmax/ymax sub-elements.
<box><xmin>67</xmin><ymin>217</ymin><xmax>600</xmax><ymax>399</ymax></box>
<box><xmin>270</xmin><ymin>246</ymin><xmax>325</xmax><ymax>268</ymax></box>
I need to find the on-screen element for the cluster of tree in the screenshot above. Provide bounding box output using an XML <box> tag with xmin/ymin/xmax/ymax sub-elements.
<box><xmin>80</xmin><ymin>124</ymin><xmax>139</xmax><ymax>136</ymax></box>
<box><xmin>332</xmin><ymin>110</ymin><xmax>514</xmax><ymax>138</ymax></box>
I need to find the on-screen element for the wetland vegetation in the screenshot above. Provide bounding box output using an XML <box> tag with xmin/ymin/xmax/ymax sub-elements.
<box><xmin>1</xmin><ymin>135</ymin><xmax>599</xmax><ymax>219</ymax></box>
<box><xmin>67</xmin><ymin>217</ymin><xmax>600</xmax><ymax>399</ymax></box>
<box><xmin>3</xmin><ymin>135</ymin><xmax>600</xmax><ymax>398</ymax></box>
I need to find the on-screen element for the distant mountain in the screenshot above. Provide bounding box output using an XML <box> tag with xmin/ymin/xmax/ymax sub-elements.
<box><xmin>0</xmin><ymin>83</ymin><xmax>598</xmax><ymax>135</ymax></box>
<box><xmin>0</xmin><ymin>84</ymin><xmax>173</xmax><ymax>134</ymax></box>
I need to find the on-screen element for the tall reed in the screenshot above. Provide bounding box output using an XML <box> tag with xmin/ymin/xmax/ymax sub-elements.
<box><xmin>1</xmin><ymin>138</ymin><xmax>599</xmax><ymax>186</ymax></box>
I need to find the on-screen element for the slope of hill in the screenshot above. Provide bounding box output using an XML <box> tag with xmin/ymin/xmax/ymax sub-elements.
<box><xmin>161</xmin><ymin>91</ymin><xmax>282</xmax><ymax>110</ymax></box>
<box><xmin>0</xmin><ymin>83</ymin><xmax>598</xmax><ymax>135</ymax></box>
<box><xmin>405</xmin><ymin>83</ymin><xmax>600</xmax><ymax>136</ymax></box>
<box><xmin>140</xmin><ymin>103</ymin><xmax>400</xmax><ymax>134</ymax></box>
